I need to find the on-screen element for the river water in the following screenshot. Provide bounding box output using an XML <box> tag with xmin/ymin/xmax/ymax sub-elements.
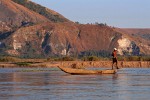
<box><xmin>0</xmin><ymin>68</ymin><xmax>150</xmax><ymax>100</ymax></box>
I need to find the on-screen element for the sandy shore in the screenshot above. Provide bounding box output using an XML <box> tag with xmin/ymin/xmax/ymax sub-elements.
<box><xmin>0</xmin><ymin>61</ymin><xmax>150</xmax><ymax>68</ymax></box>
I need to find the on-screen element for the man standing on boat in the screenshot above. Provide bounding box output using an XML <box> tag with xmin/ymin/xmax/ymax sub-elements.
<box><xmin>112</xmin><ymin>48</ymin><xmax>119</xmax><ymax>69</ymax></box>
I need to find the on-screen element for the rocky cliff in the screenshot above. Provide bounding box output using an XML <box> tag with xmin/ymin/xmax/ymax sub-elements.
<box><xmin>115</xmin><ymin>28</ymin><xmax>150</xmax><ymax>55</ymax></box>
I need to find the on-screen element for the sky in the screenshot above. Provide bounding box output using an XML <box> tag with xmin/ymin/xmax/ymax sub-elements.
<box><xmin>32</xmin><ymin>0</ymin><xmax>150</xmax><ymax>28</ymax></box>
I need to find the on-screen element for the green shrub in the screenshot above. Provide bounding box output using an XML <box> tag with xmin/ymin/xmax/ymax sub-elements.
<box><xmin>15</xmin><ymin>62</ymin><xmax>31</xmax><ymax>66</ymax></box>
<box><xmin>128</xmin><ymin>56</ymin><xmax>141</xmax><ymax>61</ymax></box>
<box><xmin>140</xmin><ymin>56</ymin><xmax>150</xmax><ymax>61</ymax></box>
<box><xmin>82</xmin><ymin>56</ymin><xmax>99</xmax><ymax>61</ymax></box>
<box><xmin>61</xmin><ymin>56</ymin><xmax>75</xmax><ymax>61</ymax></box>
<box><xmin>117</xmin><ymin>56</ymin><xmax>150</xmax><ymax>61</ymax></box>
<box><xmin>47</xmin><ymin>57</ymin><xmax>59</xmax><ymax>61</ymax></box>
<box><xmin>88</xmin><ymin>56</ymin><xmax>99</xmax><ymax>61</ymax></box>
<box><xmin>79</xmin><ymin>50</ymin><xmax>111</xmax><ymax>58</ymax></box>
<box><xmin>117</xmin><ymin>56</ymin><xmax>124</xmax><ymax>61</ymax></box>
<box><xmin>47</xmin><ymin>56</ymin><xmax>75</xmax><ymax>61</ymax></box>
<box><xmin>0</xmin><ymin>56</ymin><xmax>20</xmax><ymax>62</ymax></box>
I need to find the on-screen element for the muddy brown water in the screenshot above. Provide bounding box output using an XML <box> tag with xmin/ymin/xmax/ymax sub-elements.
<box><xmin>0</xmin><ymin>68</ymin><xmax>150</xmax><ymax>100</ymax></box>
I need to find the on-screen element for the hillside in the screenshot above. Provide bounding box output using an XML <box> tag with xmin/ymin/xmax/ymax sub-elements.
<box><xmin>119</xmin><ymin>28</ymin><xmax>150</xmax><ymax>41</ymax></box>
<box><xmin>0</xmin><ymin>0</ymin><xmax>49</xmax><ymax>29</ymax></box>
<box><xmin>12</xmin><ymin>0</ymin><xmax>69</xmax><ymax>22</ymax></box>
<box><xmin>0</xmin><ymin>0</ymin><xmax>149</xmax><ymax>58</ymax></box>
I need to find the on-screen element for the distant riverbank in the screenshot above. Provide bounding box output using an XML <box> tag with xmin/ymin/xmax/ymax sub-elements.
<box><xmin>0</xmin><ymin>61</ymin><xmax>149</xmax><ymax>68</ymax></box>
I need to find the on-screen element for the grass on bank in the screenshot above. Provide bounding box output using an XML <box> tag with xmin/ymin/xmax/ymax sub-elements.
<box><xmin>0</xmin><ymin>56</ymin><xmax>46</xmax><ymax>62</ymax></box>
<box><xmin>0</xmin><ymin>56</ymin><xmax>149</xmax><ymax>63</ymax></box>
<box><xmin>47</xmin><ymin>56</ymin><xmax>150</xmax><ymax>61</ymax></box>
<box><xmin>15</xmin><ymin>62</ymin><xmax>32</xmax><ymax>67</ymax></box>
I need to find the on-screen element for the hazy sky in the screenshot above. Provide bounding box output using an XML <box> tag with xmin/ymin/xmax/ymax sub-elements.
<box><xmin>32</xmin><ymin>0</ymin><xmax>150</xmax><ymax>28</ymax></box>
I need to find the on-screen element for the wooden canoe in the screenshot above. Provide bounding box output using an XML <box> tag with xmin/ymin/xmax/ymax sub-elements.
<box><xmin>58</xmin><ymin>66</ymin><xmax>117</xmax><ymax>75</ymax></box>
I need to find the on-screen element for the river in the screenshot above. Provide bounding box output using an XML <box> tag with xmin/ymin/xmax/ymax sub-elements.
<box><xmin>0</xmin><ymin>68</ymin><xmax>150</xmax><ymax>100</ymax></box>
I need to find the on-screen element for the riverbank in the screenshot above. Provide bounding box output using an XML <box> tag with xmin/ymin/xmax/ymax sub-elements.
<box><xmin>0</xmin><ymin>61</ymin><xmax>150</xmax><ymax>68</ymax></box>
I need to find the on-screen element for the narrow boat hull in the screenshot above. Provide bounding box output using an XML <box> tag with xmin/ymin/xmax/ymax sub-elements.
<box><xmin>58</xmin><ymin>66</ymin><xmax>116</xmax><ymax>75</ymax></box>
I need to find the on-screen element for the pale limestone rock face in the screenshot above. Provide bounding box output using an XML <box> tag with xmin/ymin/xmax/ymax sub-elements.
<box><xmin>0</xmin><ymin>21</ymin><xmax>11</xmax><ymax>32</ymax></box>
<box><xmin>117</xmin><ymin>36</ymin><xmax>140</xmax><ymax>55</ymax></box>
<box><xmin>61</xmin><ymin>49</ymin><xmax>67</xmax><ymax>56</ymax></box>
<box><xmin>13</xmin><ymin>35</ymin><xmax>22</xmax><ymax>50</ymax></box>
<box><xmin>13</xmin><ymin>42</ymin><xmax>22</xmax><ymax>50</ymax></box>
<box><xmin>61</xmin><ymin>48</ymin><xmax>71</xmax><ymax>56</ymax></box>
<box><xmin>117</xmin><ymin>37</ymin><xmax>132</xmax><ymax>55</ymax></box>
